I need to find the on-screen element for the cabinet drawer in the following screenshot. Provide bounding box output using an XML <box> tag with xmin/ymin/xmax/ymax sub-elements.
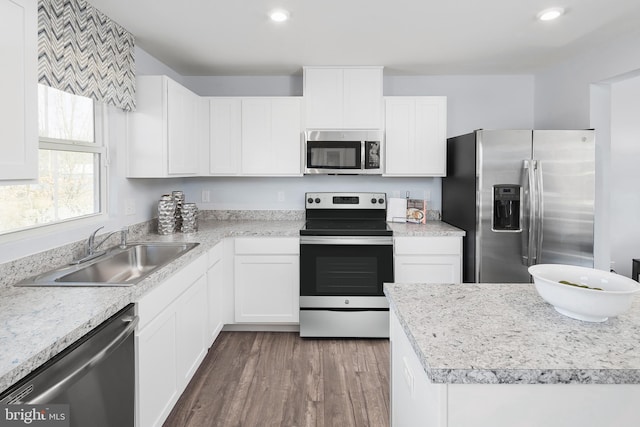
<box><xmin>234</xmin><ymin>237</ymin><xmax>299</xmax><ymax>255</ymax></box>
<box><xmin>394</xmin><ymin>236</ymin><xmax>461</xmax><ymax>255</ymax></box>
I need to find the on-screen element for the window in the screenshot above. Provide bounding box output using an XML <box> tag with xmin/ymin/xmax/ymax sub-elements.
<box><xmin>0</xmin><ymin>85</ymin><xmax>105</xmax><ymax>234</ymax></box>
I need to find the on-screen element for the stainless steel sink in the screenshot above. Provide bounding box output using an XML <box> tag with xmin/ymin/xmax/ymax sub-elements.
<box><xmin>16</xmin><ymin>242</ymin><xmax>199</xmax><ymax>287</ymax></box>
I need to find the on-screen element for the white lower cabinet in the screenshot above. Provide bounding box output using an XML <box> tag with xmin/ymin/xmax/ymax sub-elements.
<box><xmin>391</xmin><ymin>311</ymin><xmax>445</xmax><ymax>427</ymax></box>
<box><xmin>136</xmin><ymin>305</ymin><xmax>179</xmax><ymax>427</ymax></box>
<box><xmin>175</xmin><ymin>276</ymin><xmax>208</xmax><ymax>384</ymax></box>
<box><xmin>233</xmin><ymin>237</ymin><xmax>299</xmax><ymax>323</ymax></box>
<box><xmin>136</xmin><ymin>254</ymin><xmax>208</xmax><ymax>427</ymax></box>
<box><xmin>391</xmin><ymin>311</ymin><xmax>640</xmax><ymax>427</ymax></box>
<box><xmin>206</xmin><ymin>241</ymin><xmax>224</xmax><ymax>344</ymax></box>
<box><xmin>394</xmin><ymin>236</ymin><xmax>462</xmax><ymax>284</ymax></box>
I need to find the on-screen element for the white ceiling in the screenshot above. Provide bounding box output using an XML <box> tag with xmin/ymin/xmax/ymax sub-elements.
<box><xmin>88</xmin><ymin>0</ymin><xmax>640</xmax><ymax>76</ymax></box>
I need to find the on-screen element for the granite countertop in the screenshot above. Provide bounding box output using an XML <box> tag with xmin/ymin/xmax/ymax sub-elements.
<box><xmin>0</xmin><ymin>218</ymin><xmax>464</xmax><ymax>392</ymax></box>
<box><xmin>384</xmin><ymin>282</ymin><xmax>640</xmax><ymax>385</ymax></box>
<box><xmin>388</xmin><ymin>220</ymin><xmax>465</xmax><ymax>237</ymax></box>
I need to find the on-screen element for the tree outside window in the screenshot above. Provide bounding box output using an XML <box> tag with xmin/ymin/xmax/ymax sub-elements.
<box><xmin>0</xmin><ymin>85</ymin><xmax>103</xmax><ymax>234</ymax></box>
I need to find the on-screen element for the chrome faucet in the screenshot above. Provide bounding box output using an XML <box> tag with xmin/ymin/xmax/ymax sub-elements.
<box><xmin>71</xmin><ymin>226</ymin><xmax>129</xmax><ymax>265</ymax></box>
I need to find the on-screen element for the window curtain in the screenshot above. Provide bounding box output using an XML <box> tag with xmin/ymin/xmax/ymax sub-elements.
<box><xmin>38</xmin><ymin>0</ymin><xmax>136</xmax><ymax>111</ymax></box>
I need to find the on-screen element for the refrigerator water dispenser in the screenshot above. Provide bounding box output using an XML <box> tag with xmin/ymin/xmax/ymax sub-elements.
<box><xmin>493</xmin><ymin>185</ymin><xmax>521</xmax><ymax>231</ymax></box>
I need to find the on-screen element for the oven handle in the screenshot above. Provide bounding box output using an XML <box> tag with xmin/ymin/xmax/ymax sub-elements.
<box><xmin>300</xmin><ymin>236</ymin><xmax>393</xmax><ymax>245</ymax></box>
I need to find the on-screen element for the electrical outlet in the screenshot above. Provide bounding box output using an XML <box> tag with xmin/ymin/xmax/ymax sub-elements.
<box><xmin>124</xmin><ymin>199</ymin><xmax>136</xmax><ymax>216</ymax></box>
<box><xmin>202</xmin><ymin>190</ymin><xmax>210</xmax><ymax>203</ymax></box>
<box><xmin>277</xmin><ymin>191</ymin><xmax>285</xmax><ymax>202</ymax></box>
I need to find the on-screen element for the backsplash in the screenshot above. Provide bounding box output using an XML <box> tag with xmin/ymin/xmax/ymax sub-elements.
<box><xmin>199</xmin><ymin>209</ymin><xmax>305</xmax><ymax>221</ymax></box>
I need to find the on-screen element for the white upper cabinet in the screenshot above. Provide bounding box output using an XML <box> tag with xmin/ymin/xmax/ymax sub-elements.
<box><xmin>304</xmin><ymin>66</ymin><xmax>383</xmax><ymax>129</ymax></box>
<box><xmin>384</xmin><ymin>97</ymin><xmax>447</xmax><ymax>177</ymax></box>
<box><xmin>208</xmin><ymin>98</ymin><xmax>242</xmax><ymax>175</ymax></box>
<box><xmin>0</xmin><ymin>0</ymin><xmax>37</xmax><ymax>181</ymax></box>
<box><xmin>127</xmin><ymin>75</ymin><xmax>207</xmax><ymax>177</ymax></box>
<box><xmin>240</xmin><ymin>97</ymin><xmax>302</xmax><ymax>176</ymax></box>
<box><xmin>206</xmin><ymin>96</ymin><xmax>303</xmax><ymax>177</ymax></box>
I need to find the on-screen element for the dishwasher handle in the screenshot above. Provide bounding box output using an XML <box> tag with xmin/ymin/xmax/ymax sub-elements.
<box><xmin>25</xmin><ymin>315</ymin><xmax>139</xmax><ymax>404</ymax></box>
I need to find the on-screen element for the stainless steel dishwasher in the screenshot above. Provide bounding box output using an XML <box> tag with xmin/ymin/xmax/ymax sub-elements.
<box><xmin>0</xmin><ymin>304</ymin><xmax>138</xmax><ymax>427</ymax></box>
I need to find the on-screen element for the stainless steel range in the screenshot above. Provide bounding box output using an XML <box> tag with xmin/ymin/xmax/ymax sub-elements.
<box><xmin>299</xmin><ymin>192</ymin><xmax>393</xmax><ymax>338</ymax></box>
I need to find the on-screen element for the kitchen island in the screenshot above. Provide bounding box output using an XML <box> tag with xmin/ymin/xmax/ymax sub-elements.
<box><xmin>385</xmin><ymin>282</ymin><xmax>640</xmax><ymax>427</ymax></box>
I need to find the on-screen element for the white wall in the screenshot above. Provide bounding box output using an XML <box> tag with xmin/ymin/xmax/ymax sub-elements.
<box><xmin>181</xmin><ymin>176</ymin><xmax>441</xmax><ymax>211</ymax></box>
<box><xmin>609</xmin><ymin>76</ymin><xmax>640</xmax><ymax>277</ymax></box>
<box><xmin>534</xmin><ymin>28</ymin><xmax>640</xmax><ymax>129</ymax></box>
<box><xmin>384</xmin><ymin>75</ymin><xmax>535</xmax><ymax>137</ymax></box>
<box><xmin>534</xmin><ymin>28</ymin><xmax>640</xmax><ymax>276</ymax></box>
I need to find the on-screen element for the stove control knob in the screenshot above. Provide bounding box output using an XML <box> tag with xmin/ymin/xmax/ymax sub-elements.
<box><xmin>307</xmin><ymin>197</ymin><xmax>314</xmax><ymax>204</ymax></box>
<box><xmin>371</xmin><ymin>198</ymin><xmax>377</xmax><ymax>204</ymax></box>
<box><xmin>314</xmin><ymin>198</ymin><xmax>321</xmax><ymax>204</ymax></box>
<box><xmin>378</xmin><ymin>198</ymin><xmax>385</xmax><ymax>204</ymax></box>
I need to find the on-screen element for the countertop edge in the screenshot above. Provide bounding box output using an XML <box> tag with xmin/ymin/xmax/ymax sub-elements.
<box><xmin>385</xmin><ymin>284</ymin><xmax>640</xmax><ymax>385</ymax></box>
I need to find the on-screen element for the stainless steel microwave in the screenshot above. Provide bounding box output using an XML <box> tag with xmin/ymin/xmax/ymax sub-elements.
<box><xmin>304</xmin><ymin>130</ymin><xmax>384</xmax><ymax>175</ymax></box>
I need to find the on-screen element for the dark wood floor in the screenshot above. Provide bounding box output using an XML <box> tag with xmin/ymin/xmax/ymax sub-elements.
<box><xmin>163</xmin><ymin>331</ymin><xmax>390</xmax><ymax>427</ymax></box>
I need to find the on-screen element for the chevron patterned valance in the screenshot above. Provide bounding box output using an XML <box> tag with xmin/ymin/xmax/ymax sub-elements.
<box><xmin>38</xmin><ymin>0</ymin><xmax>136</xmax><ymax>111</ymax></box>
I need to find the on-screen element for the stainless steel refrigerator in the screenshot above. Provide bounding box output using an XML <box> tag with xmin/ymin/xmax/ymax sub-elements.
<box><xmin>442</xmin><ymin>129</ymin><xmax>595</xmax><ymax>283</ymax></box>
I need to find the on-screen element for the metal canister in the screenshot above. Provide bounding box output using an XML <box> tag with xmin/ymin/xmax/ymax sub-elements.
<box><xmin>181</xmin><ymin>203</ymin><xmax>198</xmax><ymax>234</ymax></box>
<box><xmin>172</xmin><ymin>190</ymin><xmax>185</xmax><ymax>231</ymax></box>
<box><xmin>157</xmin><ymin>195</ymin><xmax>176</xmax><ymax>235</ymax></box>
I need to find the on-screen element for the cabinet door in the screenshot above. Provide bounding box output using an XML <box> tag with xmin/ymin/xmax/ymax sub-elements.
<box><xmin>167</xmin><ymin>79</ymin><xmax>199</xmax><ymax>175</ymax></box>
<box><xmin>241</xmin><ymin>98</ymin><xmax>302</xmax><ymax>175</ymax></box>
<box><xmin>241</xmin><ymin>98</ymin><xmax>271</xmax><ymax>174</ymax></box>
<box><xmin>304</xmin><ymin>67</ymin><xmax>343</xmax><ymax>129</ymax></box>
<box><xmin>209</xmin><ymin>98</ymin><xmax>241</xmax><ymax>175</ymax></box>
<box><xmin>395</xmin><ymin>255</ymin><xmax>461</xmax><ymax>283</ymax></box>
<box><xmin>0</xmin><ymin>0</ymin><xmax>37</xmax><ymax>181</ymax></box>
<box><xmin>137</xmin><ymin>308</ymin><xmax>178</xmax><ymax>427</ymax></box>
<box><xmin>385</xmin><ymin>97</ymin><xmax>447</xmax><ymax>176</ymax></box>
<box><xmin>343</xmin><ymin>68</ymin><xmax>383</xmax><ymax>129</ymax></box>
<box><xmin>234</xmin><ymin>255</ymin><xmax>299</xmax><ymax>323</ymax></box>
<box><xmin>271</xmin><ymin>98</ymin><xmax>302</xmax><ymax>175</ymax></box>
<box><xmin>206</xmin><ymin>247</ymin><xmax>224</xmax><ymax>345</ymax></box>
<box><xmin>384</xmin><ymin>98</ymin><xmax>415</xmax><ymax>174</ymax></box>
<box><xmin>394</xmin><ymin>236</ymin><xmax>462</xmax><ymax>283</ymax></box>
<box><xmin>390</xmin><ymin>311</ymin><xmax>446</xmax><ymax>427</ymax></box>
<box><xmin>175</xmin><ymin>275</ymin><xmax>208</xmax><ymax>389</ymax></box>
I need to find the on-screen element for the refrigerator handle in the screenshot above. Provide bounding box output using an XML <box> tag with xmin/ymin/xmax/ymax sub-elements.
<box><xmin>520</xmin><ymin>160</ymin><xmax>536</xmax><ymax>266</ymax></box>
<box><xmin>534</xmin><ymin>160</ymin><xmax>544</xmax><ymax>264</ymax></box>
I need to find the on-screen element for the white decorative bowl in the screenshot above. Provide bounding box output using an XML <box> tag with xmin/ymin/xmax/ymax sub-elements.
<box><xmin>528</xmin><ymin>264</ymin><xmax>640</xmax><ymax>322</ymax></box>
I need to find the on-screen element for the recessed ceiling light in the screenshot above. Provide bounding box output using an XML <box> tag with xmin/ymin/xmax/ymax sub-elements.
<box><xmin>269</xmin><ymin>9</ymin><xmax>290</xmax><ymax>23</ymax></box>
<box><xmin>537</xmin><ymin>7</ymin><xmax>565</xmax><ymax>21</ymax></box>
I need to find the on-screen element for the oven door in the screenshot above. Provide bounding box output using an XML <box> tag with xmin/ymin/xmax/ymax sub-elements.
<box><xmin>299</xmin><ymin>235</ymin><xmax>393</xmax><ymax>337</ymax></box>
<box><xmin>299</xmin><ymin>236</ymin><xmax>393</xmax><ymax>299</ymax></box>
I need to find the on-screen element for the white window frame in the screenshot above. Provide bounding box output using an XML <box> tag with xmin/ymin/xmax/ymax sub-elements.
<box><xmin>0</xmin><ymin>101</ymin><xmax>108</xmax><ymax>243</ymax></box>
